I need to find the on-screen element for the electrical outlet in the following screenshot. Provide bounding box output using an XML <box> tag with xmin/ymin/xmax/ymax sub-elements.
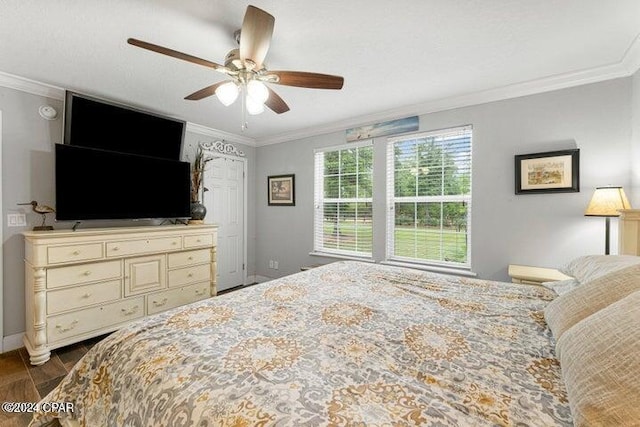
<box><xmin>7</xmin><ymin>213</ymin><xmax>26</xmax><ymax>227</ymax></box>
<box><xmin>274</xmin><ymin>261</ymin><xmax>279</xmax><ymax>270</ymax></box>
<box><xmin>269</xmin><ymin>260</ymin><xmax>274</xmax><ymax>269</ymax></box>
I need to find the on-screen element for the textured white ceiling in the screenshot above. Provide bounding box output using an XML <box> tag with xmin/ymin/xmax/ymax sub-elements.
<box><xmin>1</xmin><ymin>0</ymin><xmax>639</xmax><ymax>144</ymax></box>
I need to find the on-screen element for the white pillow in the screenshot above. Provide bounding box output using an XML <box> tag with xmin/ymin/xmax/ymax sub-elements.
<box><xmin>541</xmin><ymin>278</ymin><xmax>580</xmax><ymax>296</ymax></box>
<box><xmin>559</xmin><ymin>255</ymin><xmax>640</xmax><ymax>284</ymax></box>
<box><xmin>555</xmin><ymin>291</ymin><xmax>640</xmax><ymax>426</ymax></box>
<box><xmin>544</xmin><ymin>264</ymin><xmax>640</xmax><ymax>340</ymax></box>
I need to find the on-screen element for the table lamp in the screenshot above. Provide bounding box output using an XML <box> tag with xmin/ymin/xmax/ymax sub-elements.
<box><xmin>585</xmin><ymin>186</ymin><xmax>631</xmax><ymax>254</ymax></box>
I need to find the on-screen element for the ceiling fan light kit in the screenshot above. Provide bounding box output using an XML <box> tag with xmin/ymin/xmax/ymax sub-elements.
<box><xmin>247</xmin><ymin>80</ymin><xmax>269</xmax><ymax>104</ymax></box>
<box><xmin>127</xmin><ymin>5</ymin><xmax>344</xmax><ymax>129</ymax></box>
<box><xmin>245</xmin><ymin>93</ymin><xmax>265</xmax><ymax>115</ymax></box>
<box><xmin>215</xmin><ymin>81</ymin><xmax>240</xmax><ymax>106</ymax></box>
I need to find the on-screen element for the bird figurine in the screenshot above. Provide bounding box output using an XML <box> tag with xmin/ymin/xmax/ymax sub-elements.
<box><xmin>18</xmin><ymin>200</ymin><xmax>55</xmax><ymax>231</ymax></box>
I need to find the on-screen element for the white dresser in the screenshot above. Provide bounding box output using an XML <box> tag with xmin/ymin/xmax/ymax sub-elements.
<box><xmin>23</xmin><ymin>225</ymin><xmax>217</xmax><ymax>365</ymax></box>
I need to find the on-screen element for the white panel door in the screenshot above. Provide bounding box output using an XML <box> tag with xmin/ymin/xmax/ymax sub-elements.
<box><xmin>204</xmin><ymin>157</ymin><xmax>245</xmax><ymax>291</ymax></box>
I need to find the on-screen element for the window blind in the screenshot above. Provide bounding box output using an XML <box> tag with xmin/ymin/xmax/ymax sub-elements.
<box><xmin>314</xmin><ymin>140</ymin><xmax>373</xmax><ymax>258</ymax></box>
<box><xmin>386</xmin><ymin>126</ymin><xmax>472</xmax><ymax>267</ymax></box>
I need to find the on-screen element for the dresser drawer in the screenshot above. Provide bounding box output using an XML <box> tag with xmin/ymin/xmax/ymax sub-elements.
<box><xmin>47</xmin><ymin>297</ymin><xmax>144</xmax><ymax>343</ymax></box>
<box><xmin>147</xmin><ymin>282</ymin><xmax>210</xmax><ymax>315</ymax></box>
<box><xmin>47</xmin><ymin>279</ymin><xmax>121</xmax><ymax>315</ymax></box>
<box><xmin>106</xmin><ymin>237</ymin><xmax>181</xmax><ymax>257</ymax></box>
<box><xmin>167</xmin><ymin>249</ymin><xmax>210</xmax><ymax>269</ymax></box>
<box><xmin>183</xmin><ymin>233</ymin><xmax>214</xmax><ymax>249</ymax></box>
<box><xmin>47</xmin><ymin>243</ymin><xmax>104</xmax><ymax>264</ymax></box>
<box><xmin>168</xmin><ymin>264</ymin><xmax>211</xmax><ymax>288</ymax></box>
<box><xmin>47</xmin><ymin>260</ymin><xmax>122</xmax><ymax>289</ymax></box>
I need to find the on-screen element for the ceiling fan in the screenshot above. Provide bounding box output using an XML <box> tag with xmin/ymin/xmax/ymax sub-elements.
<box><xmin>127</xmin><ymin>5</ymin><xmax>344</xmax><ymax>119</ymax></box>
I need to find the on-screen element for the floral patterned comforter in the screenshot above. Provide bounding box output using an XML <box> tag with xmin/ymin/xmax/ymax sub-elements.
<box><xmin>31</xmin><ymin>261</ymin><xmax>571</xmax><ymax>426</ymax></box>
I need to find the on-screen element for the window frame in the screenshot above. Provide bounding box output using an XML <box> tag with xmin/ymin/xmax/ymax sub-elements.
<box><xmin>385</xmin><ymin>125</ymin><xmax>473</xmax><ymax>269</ymax></box>
<box><xmin>313</xmin><ymin>140</ymin><xmax>374</xmax><ymax>259</ymax></box>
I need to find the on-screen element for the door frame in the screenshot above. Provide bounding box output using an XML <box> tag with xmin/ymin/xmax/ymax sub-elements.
<box><xmin>203</xmin><ymin>152</ymin><xmax>248</xmax><ymax>287</ymax></box>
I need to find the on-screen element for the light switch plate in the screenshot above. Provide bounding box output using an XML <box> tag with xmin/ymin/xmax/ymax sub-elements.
<box><xmin>8</xmin><ymin>213</ymin><xmax>27</xmax><ymax>227</ymax></box>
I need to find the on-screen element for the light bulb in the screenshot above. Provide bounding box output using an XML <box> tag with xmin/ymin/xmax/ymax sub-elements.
<box><xmin>246</xmin><ymin>80</ymin><xmax>269</xmax><ymax>104</ymax></box>
<box><xmin>245</xmin><ymin>94</ymin><xmax>265</xmax><ymax>115</ymax></box>
<box><xmin>215</xmin><ymin>81</ymin><xmax>239</xmax><ymax>106</ymax></box>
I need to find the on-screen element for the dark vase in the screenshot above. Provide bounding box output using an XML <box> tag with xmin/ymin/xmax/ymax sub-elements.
<box><xmin>190</xmin><ymin>202</ymin><xmax>207</xmax><ymax>221</ymax></box>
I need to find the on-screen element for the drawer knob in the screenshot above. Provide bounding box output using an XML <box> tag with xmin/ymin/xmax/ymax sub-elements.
<box><xmin>153</xmin><ymin>298</ymin><xmax>168</xmax><ymax>307</ymax></box>
<box><xmin>112</xmin><ymin>247</ymin><xmax>119</xmax><ymax>251</ymax></box>
<box><xmin>83</xmin><ymin>271</ymin><xmax>92</xmax><ymax>276</ymax></box>
<box><xmin>197</xmin><ymin>239</ymin><xmax>202</xmax><ymax>243</ymax></box>
<box><xmin>172</xmin><ymin>241</ymin><xmax>178</xmax><ymax>245</ymax></box>
<box><xmin>188</xmin><ymin>256</ymin><xmax>193</xmax><ymax>261</ymax></box>
<box><xmin>188</xmin><ymin>273</ymin><xmax>193</xmax><ymax>277</ymax></box>
<box><xmin>56</xmin><ymin>320</ymin><xmax>78</xmax><ymax>333</ymax></box>
<box><xmin>72</xmin><ymin>250</ymin><xmax>80</xmax><ymax>256</ymax></box>
<box><xmin>195</xmin><ymin>289</ymin><xmax>205</xmax><ymax>296</ymax></box>
<box><xmin>121</xmin><ymin>305</ymin><xmax>139</xmax><ymax>316</ymax></box>
<box><xmin>82</xmin><ymin>293</ymin><xmax>92</xmax><ymax>298</ymax></box>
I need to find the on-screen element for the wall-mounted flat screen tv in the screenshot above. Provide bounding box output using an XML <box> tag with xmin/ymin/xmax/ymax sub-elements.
<box><xmin>63</xmin><ymin>91</ymin><xmax>185</xmax><ymax>160</ymax></box>
<box><xmin>55</xmin><ymin>144</ymin><xmax>190</xmax><ymax>221</ymax></box>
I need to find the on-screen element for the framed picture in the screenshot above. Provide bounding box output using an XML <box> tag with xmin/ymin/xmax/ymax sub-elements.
<box><xmin>346</xmin><ymin>116</ymin><xmax>419</xmax><ymax>142</ymax></box>
<box><xmin>515</xmin><ymin>149</ymin><xmax>579</xmax><ymax>194</ymax></box>
<box><xmin>268</xmin><ymin>174</ymin><xmax>295</xmax><ymax>206</ymax></box>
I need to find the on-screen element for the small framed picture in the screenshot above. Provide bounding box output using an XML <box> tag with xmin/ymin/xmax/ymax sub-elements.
<box><xmin>267</xmin><ymin>174</ymin><xmax>295</xmax><ymax>206</ymax></box>
<box><xmin>515</xmin><ymin>149</ymin><xmax>579</xmax><ymax>194</ymax></box>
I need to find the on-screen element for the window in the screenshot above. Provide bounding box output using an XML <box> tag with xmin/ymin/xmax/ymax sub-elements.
<box><xmin>314</xmin><ymin>141</ymin><xmax>373</xmax><ymax>258</ymax></box>
<box><xmin>386</xmin><ymin>126</ymin><xmax>472</xmax><ymax>267</ymax></box>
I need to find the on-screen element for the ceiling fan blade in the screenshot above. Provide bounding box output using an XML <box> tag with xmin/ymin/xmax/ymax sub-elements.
<box><xmin>184</xmin><ymin>82</ymin><xmax>227</xmax><ymax>101</ymax></box>
<box><xmin>267</xmin><ymin>71</ymin><xmax>344</xmax><ymax>89</ymax></box>
<box><xmin>239</xmin><ymin>6</ymin><xmax>274</xmax><ymax>70</ymax></box>
<box><xmin>265</xmin><ymin>88</ymin><xmax>290</xmax><ymax>114</ymax></box>
<box><xmin>127</xmin><ymin>38</ymin><xmax>228</xmax><ymax>73</ymax></box>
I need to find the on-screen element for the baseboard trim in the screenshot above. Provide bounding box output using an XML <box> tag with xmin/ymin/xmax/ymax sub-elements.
<box><xmin>2</xmin><ymin>333</ymin><xmax>24</xmax><ymax>353</ymax></box>
<box><xmin>248</xmin><ymin>275</ymin><xmax>272</xmax><ymax>284</ymax></box>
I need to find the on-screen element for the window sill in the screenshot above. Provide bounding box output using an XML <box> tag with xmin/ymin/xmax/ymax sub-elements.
<box><xmin>309</xmin><ymin>251</ymin><xmax>375</xmax><ymax>263</ymax></box>
<box><xmin>380</xmin><ymin>260</ymin><xmax>477</xmax><ymax>277</ymax></box>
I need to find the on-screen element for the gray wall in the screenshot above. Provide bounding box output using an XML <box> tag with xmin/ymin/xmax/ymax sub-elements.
<box><xmin>1</xmin><ymin>74</ymin><xmax>635</xmax><ymax>340</ymax></box>
<box><xmin>0</xmin><ymin>85</ymin><xmax>257</xmax><ymax>338</ymax></box>
<box><xmin>255</xmin><ymin>77</ymin><xmax>633</xmax><ymax>281</ymax></box>
<box><xmin>2</xmin><ymin>87</ymin><xmax>63</xmax><ymax>336</ymax></box>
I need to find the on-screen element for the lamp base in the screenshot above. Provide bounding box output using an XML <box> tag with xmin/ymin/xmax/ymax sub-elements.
<box><xmin>604</xmin><ymin>216</ymin><xmax>611</xmax><ymax>255</ymax></box>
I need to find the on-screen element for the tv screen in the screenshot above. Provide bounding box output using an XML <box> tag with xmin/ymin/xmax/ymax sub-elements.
<box><xmin>55</xmin><ymin>144</ymin><xmax>190</xmax><ymax>221</ymax></box>
<box><xmin>63</xmin><ymin>91</ymin><xmax>185</xmax><ymax>160</ymax></box>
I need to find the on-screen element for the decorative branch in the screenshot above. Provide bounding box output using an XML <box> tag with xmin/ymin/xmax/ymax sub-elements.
<box><xmin>190</xmin><ymin>148</ymin><xmax>212</xmax><ymax>202</ymax></box>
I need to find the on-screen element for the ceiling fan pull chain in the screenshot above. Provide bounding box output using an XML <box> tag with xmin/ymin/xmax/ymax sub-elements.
<box><xmin>241</xmin><ymin>85</ymin><xmax>248</xmax><ymax>131</ymax></box>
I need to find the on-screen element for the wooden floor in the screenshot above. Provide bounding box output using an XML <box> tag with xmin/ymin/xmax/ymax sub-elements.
<box><xmin>0</xmin><ymin>335</ymin><xmax>107</xmax><ymax>427</ymax></box>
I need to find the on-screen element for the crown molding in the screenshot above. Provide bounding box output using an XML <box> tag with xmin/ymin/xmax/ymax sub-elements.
<box><xmin>186</xmin><ymin>122</ymin><xmax>256</xmax><ymax>147</ymax></box>
<box><xmin>3</xmin><ymin>32</ymin><xmax>640</xmax><ymax>149</ymax></box>
<box><xmin>0</xmin><ymin>71</ymin><xmax>64</xmax><ymax>100</ymax></box>
<box><xmin>256</xmin><ymin>35</ymin><xmax>640</xmax><ymax>147</ymax></box>
<box><xmin>621</xmin><ymin>33</ymin><xmax>640</xmax><ymax>75</ymax></box>
<box><xmin>0</xmin><ymin>71</ymin><xmax>255</xmax><ymax>146</ymax></box>
<box><xmin>256</xmin><ymin>63</ymin><xmax>629</xmax><ymax>147</ymax></box>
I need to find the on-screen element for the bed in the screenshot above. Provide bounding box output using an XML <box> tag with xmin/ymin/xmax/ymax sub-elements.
<box><xmin>29</xmin><ymin>259</ymin><xmax>636</xmax><ymax>426</ymax></box>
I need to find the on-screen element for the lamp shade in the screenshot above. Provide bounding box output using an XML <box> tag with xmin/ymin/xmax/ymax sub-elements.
<box><xmin>247</xmin><ymin>80</ymin><xmax>269</xmax><ymax>104</ymax></box>
<box><xmin>245</xmin><ymin>94</ymin><xmax>265</xmax><ymax>115</ymax></box>
<box><xmin>585</xmin><ymin>186</ymin><xmax>631</xmax><ymax>217</ymax></box>
<box><xmin>215</xmin><ymin>81</ymin><xmax>240</xmax><ymax>106</ymax></box>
